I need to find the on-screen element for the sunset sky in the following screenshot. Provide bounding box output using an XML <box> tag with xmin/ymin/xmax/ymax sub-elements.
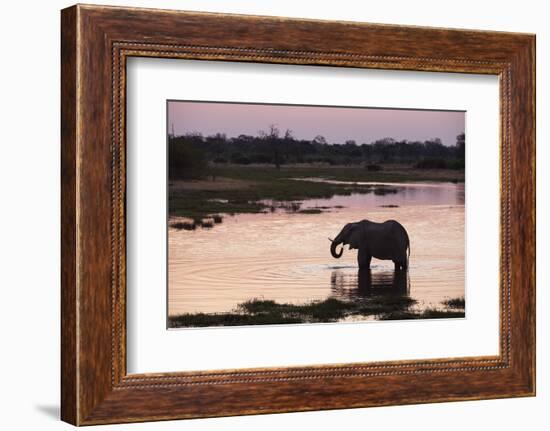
<box><xmin>168</xmin><ymin>101</ymin><xmax>465</xmax><ymax>146</ymax></box>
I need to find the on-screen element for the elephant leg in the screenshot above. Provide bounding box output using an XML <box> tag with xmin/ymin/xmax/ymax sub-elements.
<box><xmin>357</xmin><ymin>248</ymin><xmax>371</xmax><ymax>270</ymax></box>
<box><xmin>393</xmin><ymin>255</ymin><xmax>408</xmax><ymax>271</ymax></box>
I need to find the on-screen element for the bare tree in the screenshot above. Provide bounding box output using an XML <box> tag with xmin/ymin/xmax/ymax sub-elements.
<box><xmin>259</xmin><ymin>124</ymin><xmax>282</xmax><ymax>169</ymax></box>
<box><xmin>313</xmin><ymin>135</ymin><xmax>327</xmax><ymax>145</ymax></box>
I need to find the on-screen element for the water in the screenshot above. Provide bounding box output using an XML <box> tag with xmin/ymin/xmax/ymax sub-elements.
<box><xmin>168</xmin><ymin>181</ymin><xmax>464</xmax><ymax>318</ymax></box>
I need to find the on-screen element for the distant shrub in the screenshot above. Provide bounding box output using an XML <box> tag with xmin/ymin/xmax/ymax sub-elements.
<box><xmin>322</xmin><ymin>157</ymin><xmax>338</xmax><ymax>166</ymax></box>
<box><xmin>251</xmin><ymin>154</ymin><xmax>273</xmax><ymax>164</ymax></box>
<box><xmin>200</xmin><ymin>220</ymin><xmax>214</xmax><ymax>229</ymax></box>
<box><xmin>230</xmin><ymin>153</ymin><xmax>251</xmax><ymax>165</ymax></box>
<box><xmin>171</xmin><ymin>221</ymin><xmax>196</xmax><ymax>230</ymax></box>
<box><xmin>415</xmin><ymin>158</ymin><xmax>465</xmax><ymax>170</ymax></box>
<box><xmin>212</xmin><ymin>157</ymin><xmax>227</xmax><ymax>164</ymax></box>
<box><xmin>374</xmin><ymin>187</ymin><xmax>398</xmax><ymax>196</ymax></box>
<box><xmin>365</xmin><ymin>164</ymin><xmax>382</xmax><ymax>171</ymax></box>
<box><xmin>168</xmin><ymin>138</ymin><xmax>208</xmax><ymax>180</ymax></box>
<box><xmin>415</xmin><ymin>158</ymin><xmax>448</xmax><ymax>169</ymax></box>
<box><xmin>447</xmin><ymin>159</ymin><xmax>465</xmax><ymax>170</ymax></box>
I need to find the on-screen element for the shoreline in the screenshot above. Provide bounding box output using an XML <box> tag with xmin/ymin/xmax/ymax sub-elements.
<box><xmin>168</xmin><ymin>296</ymin><xmax>466</xmax><ymax>328</ymax></box>
<box><xmin>168</xmin><ymin>164</ymin><xmax>464</xmax><ymax>223</ymax></box>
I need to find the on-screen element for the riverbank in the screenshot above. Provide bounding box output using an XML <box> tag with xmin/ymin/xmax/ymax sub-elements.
<box><xmin>168</xmin><ymin>295</ymin><xmax>465</xmax><ymax>328</ymax></box>
<box><xmin>169</xmin><ymin>164</ymin><xmax>464</xmax><ymax>224</ymax></box>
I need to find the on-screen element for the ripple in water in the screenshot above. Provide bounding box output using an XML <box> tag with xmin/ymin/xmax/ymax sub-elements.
<box><xmin>168</xmin><ymin>182</ymin><xmax>464</xmax><ymax>318</ymax></box>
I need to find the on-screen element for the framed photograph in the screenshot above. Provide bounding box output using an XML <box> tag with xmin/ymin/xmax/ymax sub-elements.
<box><xmin>61</xmin><ymin>4</ymin><xmax>535</xmax><ymax>425</ymax></box>
<box><xmin>165</xmin><ymin>100</ymin><xmax>466</xmax><ymax>329</ymax></box>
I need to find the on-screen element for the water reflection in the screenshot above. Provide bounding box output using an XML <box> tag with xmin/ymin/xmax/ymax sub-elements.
<box><xmin>301</xmin><ymin>181</ymin><xmax>464</xmax><ymax>211</ymax></box>
<box><xmin>168</xmin><ymin>182</ymin><xmax>464</xmax><ymax>316</ymax></box>
<box><xmin>330</xmin><ymin>269</ymin><xmax>410</xmax><ymax>302</ymax></box>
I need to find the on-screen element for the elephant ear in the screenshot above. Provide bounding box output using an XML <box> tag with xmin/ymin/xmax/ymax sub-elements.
<box><xmin>347</xmin><ymin>224</ymin><xmax>363</xmax><ymax>250</ymax></box>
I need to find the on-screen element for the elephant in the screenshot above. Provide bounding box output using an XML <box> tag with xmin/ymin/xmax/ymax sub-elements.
<box><xmin>330</xmin><ymin>219</ymin><xmax>410</xmax><ymax>270</ymax></box>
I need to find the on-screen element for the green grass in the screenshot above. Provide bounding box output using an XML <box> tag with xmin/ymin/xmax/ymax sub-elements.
<box><xmin>211</xmin><ymin>165</ymin><xmax>464</xmax><ymax>184</ymax></box>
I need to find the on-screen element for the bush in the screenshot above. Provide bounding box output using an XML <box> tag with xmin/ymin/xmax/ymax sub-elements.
<box><xmin>171</xmin><ymin>221</ymin><xmax>196</xmax><ymax>230</ymax></box>
<box><xmin>168</xmin><ymin>138</ymin><xmax>208</xmax><ymax>180</ymax></box>
<box><xmin>415</xmin><ymin>158</ymin><xmax>448</xmax><ymax>169</ymax></box>
<box><xmin>447</xmin><ymin>159</ymin><xmax>465</xmax><ymax>170</ymax></box>
<box><xmin>322</xmin><ymin>157</ymin><xmax>338</xmax><ymax>165</ymax></box>
<box><xmin>230</xmin><ymin>153</ymin><xmax>252</xmax><ymax>165</ymax></box>
<box><xmin>365</xmin><ymin>164</ymin><xmax>382</xmax><ymax>171</ymax></box>
<box><xmin>250</xmin><ymin>154</ymin><xmax>273</xmax><ymax>164</ymax></box>
<box><xmin>415</xmin><ymin>158</ymin><xmax>465</xmax><ymax>170</ymax></box>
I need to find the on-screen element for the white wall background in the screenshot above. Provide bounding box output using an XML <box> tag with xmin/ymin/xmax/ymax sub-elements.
<box><xmin>0</xmin><ymin>1</ymin><xmax>546</xmax><ymax>429</ymax></box>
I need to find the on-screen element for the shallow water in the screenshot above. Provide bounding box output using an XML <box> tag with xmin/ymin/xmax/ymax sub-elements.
<box><xmin>168</xmin><ymin>181</ymin><xmax>465</xmax><ymax>318</ymax></box>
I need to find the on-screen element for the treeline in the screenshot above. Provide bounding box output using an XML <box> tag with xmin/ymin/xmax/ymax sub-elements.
<box><xmin>169</xmin><ymin>127</ymin><xmax>465</xmax><ymax>179</ymax></box>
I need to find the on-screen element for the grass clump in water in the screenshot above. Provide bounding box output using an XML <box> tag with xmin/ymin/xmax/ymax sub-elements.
<box><xmin>170</xmin><ymin>221</ymin><xmax>196</xmax><ymax>230</ymax></box>
<box><xmin>380</xmin><ymin>296</ymin><xmax>465</xmax><ymax>320</ymax></box>
<box><xmin>297</xmin><ymin>208</ymin><xmax>323</xmax><ymax>214</ymax></box>
<box><xmin>379</xmin><ymin>308</ymin><xmax>465</xmax><ymax>320</ymax></box>
<box><xmin>442</xmin><ymin>296</ymin><xmax>465</xmax><ymax>309</ymax></box>
<box><xmin>168</xmin><ymin>311</ymin><xmax>303</xmax><ymax>327</ymax></box>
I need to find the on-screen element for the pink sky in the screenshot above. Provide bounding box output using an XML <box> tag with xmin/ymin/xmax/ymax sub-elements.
<box><xmin>168</xmin><ymin>101</ymin><xmax>465</xmax><ymax>146</ymax></box>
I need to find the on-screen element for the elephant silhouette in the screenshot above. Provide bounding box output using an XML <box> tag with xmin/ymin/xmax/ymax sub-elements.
<box><xmin>330</xmin><ymin>219</ymin><xmax>410</xmax><ymax>270</ymax></box>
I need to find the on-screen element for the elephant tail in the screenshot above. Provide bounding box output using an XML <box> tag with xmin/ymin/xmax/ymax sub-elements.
<box><xmin>405</xmin><ymin>228</ymin><xmax>410</xmax><ymax>266</ymax></box>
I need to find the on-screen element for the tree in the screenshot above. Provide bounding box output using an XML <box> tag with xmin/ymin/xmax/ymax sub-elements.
<box><xmin>171</xmin><ymin>129</ymin><xmax>464</xmax><ymax>168</ymax></box>
<box><xmin>313</xmin><ymin>135</ymin><xmax>327</xmax><ymax>145</ymax></box>
<box><xmin>284</xmin><ymin>129</ymin><xmax>294</xmax><ymax>140</ymax></box>
<box><xmin>424</xmin><ymin>138</ymin><xmax>445</xmax><ymax>158</ymax></box>
<box><xmin>259</xmin><ymin>124</ymin><xmax>282</xmax><ymax>169</ymax></box>
<box><xmin>456</xmin><ymin>133</ymin><xmax>465</xmax><ymax>159</ymax></box>
<box><xmin>168</xmin><ymin>137</ymin><xmax>208</xmax><ymax>179</ymax></box>
<box><xmin>284</xmin><ymin>129</ymin><xmax>298</xmax><ymax>161</ymax></box>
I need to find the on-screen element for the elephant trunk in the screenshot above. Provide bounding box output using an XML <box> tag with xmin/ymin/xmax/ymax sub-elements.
<box><xmin>330</xmin><ymin>239</ymin><xmax>344</xmax><ymax>258</ymax></box>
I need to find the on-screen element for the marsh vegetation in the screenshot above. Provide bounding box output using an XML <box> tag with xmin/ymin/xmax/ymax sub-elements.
<box><xmin>169</xmin><ymin>295</ymin><xmax>465</xmax><ymax>328</ymax></box>
<box><xmin>169</xmin><ymin>164</ymin><xmax>463</xmax><ymax>225</ymax></box>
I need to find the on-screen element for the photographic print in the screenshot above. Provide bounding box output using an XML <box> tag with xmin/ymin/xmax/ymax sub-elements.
<box><xmin>167</xmin><ymin>101</ymin><xmax>466</xmax><ymax>328</ymax></box>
